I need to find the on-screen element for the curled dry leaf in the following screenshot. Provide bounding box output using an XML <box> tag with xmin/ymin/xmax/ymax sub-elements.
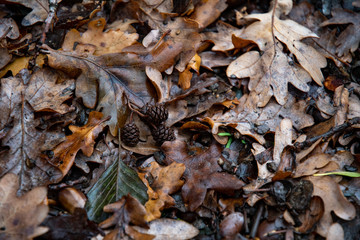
<box><xmin>138</xmin><ymin>161</ymin><xmax>186</xmax><ymax>222</ymax></box>
<box><xmin>161</xmin><ymin>140</ymin><xmax>244</xmax><ymax>211</ymax></box>
<box><xmin>46</xmin><ymin>111</ymin><xmax>109</xmax><ymax>181</ymax></box>
<box><xmin>0</xmin><ymin>173</ymin><xmax>49</xmax><ymax>240</ymax></box>
<box><xmin>227</xmin><ymin>0</ymin><xmax>326</xmax><ymax>106</ymax></box>
<box><xmin>133</xmin><ymin>218</ymin><xmax>199</xmax><ymax>240</ymax></box>
<box><xmin>306</xmin><ymin>176</ymin><xmax>356</xmax><ymax>237</ymax></box>
<box><xmin>296</xmin><ymin>196</ymin><xmax>324</xmax><ymax>233</ymax></box>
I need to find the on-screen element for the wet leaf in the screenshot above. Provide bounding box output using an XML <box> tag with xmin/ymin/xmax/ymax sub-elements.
<box><xmin>0</xmin><ymin>173</ymin><xmax>48</xmax><ymax>240</ymax></box>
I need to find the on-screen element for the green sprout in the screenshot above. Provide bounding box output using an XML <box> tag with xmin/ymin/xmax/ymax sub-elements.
<box><xmin>218</xmin><ymin>132</ymin><xmax>232</xmax><ymax>137</ymax></box>
<box><xmin>313</xmin><ymin>171</ymin><xmax>360</xmax><ymax>178</ymax></box>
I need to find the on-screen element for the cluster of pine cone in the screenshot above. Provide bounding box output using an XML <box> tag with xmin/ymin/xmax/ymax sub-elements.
<box><xmin>121</xmin><ymin>103</ymin><xmax>175</xmax><ymax>146</ymax></box>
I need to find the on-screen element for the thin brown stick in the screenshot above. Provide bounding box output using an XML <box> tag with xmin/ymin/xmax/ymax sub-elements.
<box><xmin>295</xmin><ymin>117</ymin><xmax>360</xmax><ymax>150</ymax></box>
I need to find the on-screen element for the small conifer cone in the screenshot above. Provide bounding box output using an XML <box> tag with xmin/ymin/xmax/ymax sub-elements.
<box><xmin>140</xmin><ymin>103</ymin><xmax>168</xmax><ymax>125</ymax></box>
<box><xmin>151</xmin><ymin>124</ymin><xmax>175</xmax><ymax>145</ymax></box>
<box><xmin>121</xmin><ymin>122</ymin><xmax>140</xmax><ymax>147</ymax></box>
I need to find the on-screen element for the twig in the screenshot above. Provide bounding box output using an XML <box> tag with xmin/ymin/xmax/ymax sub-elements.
<box><xmin>250</xmin><ymin>202</ymin><xmax>264</xmax><ymax>238</ymax></box>
<box><xmin>40</xmin><ymin>0</ymin><xmax>59</xmax><ymax>44</ymax></box>
<box><xmin>294</xmin><ymin>117</ymin><xmax>360</xmax><ymax>150</ymax></box>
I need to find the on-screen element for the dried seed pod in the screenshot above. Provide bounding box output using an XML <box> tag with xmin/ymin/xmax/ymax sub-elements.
<box><xmin>121</xmin><ymin>122</ymin><xmax>140</xmax><ymax>147</ymax></box>
<box><xmin>58</xmin><ymin>187</ymin><xmax>86</xmax><ymax>214</ymax></box>
<box><xmin>151</xmin><ymin>124</ymin><xmax>175</xmax><ymax>145</ymax></box>
<box><xmin>140</xmin><ymin>103</ymin><xmax>168</xmax><ymax>125</ymax></box>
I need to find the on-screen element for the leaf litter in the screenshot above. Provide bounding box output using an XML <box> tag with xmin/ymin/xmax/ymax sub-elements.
<box><xmin>0</xmin><ymin>0</ymin><xmax>360</xmax><ymax>239</ymax></box>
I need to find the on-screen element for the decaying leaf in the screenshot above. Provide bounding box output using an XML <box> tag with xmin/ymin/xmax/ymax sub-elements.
<box><xmin>321</xmin><ymin>8</ymin><xmax>360</xmax><ymax>57</ymax></box>
<box><xmin>227</xmin><ymin>0</ymin><xmax>326</xmax><ymax>106</ymax></box>
<box><xmin>161</xmin><ymin>140</ymin><xmax>244</xmax><ymax>211</ymax></box>
<box><xmin>100</xmin><ymin>194</ymin><xmax>154</xmax><ymax>240</ymax></box>
<box><xmin>0</xmin><ymin>173</ymin><xmax>49</xmax><ymax>240</ymax></box>
<box><xmin>46</xmin><ymin>111</ymin><xmax>109</xmax><ymax>181</ymax></box>
<box><xmin>45</xmin><ymin>46</ymin><xmax>146</xmax><ymax>136</ymax></box>
<box><xmin>3</xmin><ymin>0</ymin><xmax>51</xmax><ymax>26</ymax></box>
<box><xmin>306</xmin><ymin>176</ymin><xmax>356</xmax><ymax>237</ymax></box>
<box><xmin>138</xmin><ymin>161</ymin><xmax>185</xmax><ymax>221</ymax></box>
<box><xmin>0</xmin><ymin>68</ymin><xmax>74</xmax><ymax>192</ymax></box>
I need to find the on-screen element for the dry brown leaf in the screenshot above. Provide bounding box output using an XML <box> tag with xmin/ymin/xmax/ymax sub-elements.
<box><xmin>199</xmin><ymin>51</ymin><xmax>233</xmax><ymax>71</ymax></box>
<box><xmin>138</xmin><ymin>161</ymin><xmax>185</xmax><ymax>221</ymax></box>
<box><xmin>321</xmin><ymin>8</ymin><xmax>360</xmax><ymax>57</ymax></box>
<box><xmin>205</xmin><ymin>92</ymin><xmax>313</xmax><ymax>145</ymax></box>
<box><xmin>0</xmin><ymin>68</ymin><xmax>75</xmax><ymax>192</ymax></box>
<box><xmin>46</xmin><ymin>111</ymin><xmax>109</xmax><ymax>181</ymax></box>
<box><xmin>202</xmin><ymin>21</ymin><xmax>243</xmax><ymax>52</ymax></box>
<box><xmin>0</xmin><ymin>173</ymin><xmax>49</xmax><ymax>240</ymax></box>
<box><xmin>220</xmin><ymin>212</ymin><xmax>244</xmax><ymax>238</ymax></box>
<box><xmin>161</xmin><ymin>140</ymin><xmax>244</xmax><ymax>211</ymax></box>
<box><xmin>190</xmin><ymin>0</ymin><xmax>227</xmax><ymax>29</ymax></box>
<box><xmin>306</xmin><ymin>176</ymin><xmax>356</xmax><ymax>237</ymax></box>
<box><xmin>3</xmin><ymin>0</ymin><xmax>51</xmax><ymax>26</ymax></box>
<box><xmin>0</xmin><ymin>55</ymin><xmax>46</xmax><ymax>78</ymax></box>
<box><xmin>227</xmin><ymin>0</ymin><xmax>326</xmax><ymax>106</ymax></box>
<box><xmin>100</xmin><ymin>195</ymin><xmax>153</xmax><ymax>240</ymax></box>
<box><xmin>62</xmin><ymin>18</ymin><xmax>138</xmax><ymax>56</ymax></box>
<box><xmin>45</xmin><ymin>46</ymin><xmax>147</xmax><ymax>136</ymax></box>
<box><xmin>133</xmin><ymin>218</ymin><xmax>199</xmax><ymax>240</ymax></box>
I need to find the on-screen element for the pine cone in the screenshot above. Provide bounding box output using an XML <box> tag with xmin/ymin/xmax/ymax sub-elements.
<box><xmin>140</xmin><ymin>103</ymin><xmax>168</xmax><ymax>125</ymax></box>
<box><xmin>121</xmin><ymin>122</ymin><xmax>140</xmax><ymax>147</ymax></box>
<box><xmin>151</xmin><ymin>125</ymin><xmax>175</xmax><ymax>145</ymax></box>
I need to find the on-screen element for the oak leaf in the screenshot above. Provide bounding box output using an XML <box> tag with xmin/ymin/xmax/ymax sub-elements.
<box><xmin>205</xmin><ymin>92</ymin><xmax>314</xmax><ymax>145</ymax></box>
<box><xmin>306</xmin><ymin>176</ymin><xmax>356</xmax><ymax>237</ymax></box>
<box><xmin>227</xmin><ymin>0</ymin><xmax>326</xmax><ymax>106</ymax></box>
<box><xmin>0</xmin><ymin>173</ymin><xmax>48</xmax><ymax>240</ymax></box>
<box><xmin>321</xmin><ymin>8</ymin><xmax>360</xmax><ymax>57</ymax></box>
<box><xmin>46</xmin><ymin>111</ymin><xmax>109</xmax><ymax>181</ymax></box>
<box><xmin>100</xmin><ymin>195</ymin><xmax>154</xmax><ymax>240</ymax></box>
<box><xmin>138</xmin><ymin>161</ymin><xmax>185</xmax><ymax>221</ymax></box>
<box><xmin>62</xmin><ymin>18</ymin><xmax>139</xmax><ymax>56</ymax></box>
<box><xmin>1</xmin><ymin>0</ymin><xmax>52</xmax><ymax>26</ymax></box>
<box><xmin>161</xmin><ymin>140</ymin><xmax>244</xmax><ymax>211</ymax></box>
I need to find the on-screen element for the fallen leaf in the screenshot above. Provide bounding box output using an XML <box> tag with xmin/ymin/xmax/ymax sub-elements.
<box><xmin>161</xmin><ymin>140</ymin><xmax>244</xmax><ymax>211</ymax></box>
<box><xmin>0</xmin><ymin>68</ymin><xmax>74</xmax><ymax>192</ymax></box>
<box><xmin>3</xmin><ymin>0</ymin><xmax>51</xmax><ymax>26</ymax></box>
<box><xmin>220</xmin><ymin>212</ymin><xmax>244</xmax><ymax>238</ymax></box>
<box><xmin>190</xmin><ymin>0</ymin><xmax>227</xmax><ymax>29</ymax></box>
<box><xmin>45</xmin><ymin>46</ymin><xmax>146</xmax><ymax>136</ymax></box>
<box><xmin>227</xmin><ymin>0</ymin><xmax>326</xmax><ymax>106</ymax></box>
<box><xmin>133</xmin><ymin>218</ymin><xmax>199</xmax><ymax>240</ymax></box>
<box><xmin>202</xmin><ymin>21</ymin><xmax>243</xmax><ymax>52</ymax></box>
<box><xmin>306</xmin><ymin>176</ymin><xmax>356</xmax><ymax>237</ymax></box>
<box><xmin>321</xmin><ymin>8</ymin><xmax>360</xmax><ymax>57</ymax></box>
<box><xmin>0</xmin><ymin>173</ymin><xmax>49</xmax><ymax>240</ymax></box>
<box><xmin>46</xmin><ymin>111</ymin><xmax>109</xmax><ymax>180</ymax></box>
<box><xmin>296</xmin><ymin>196</ymin><xmax>324</xmax><ymax>233</ymax></box>
<box><xmin>41</xmin><ymin>208</ymin><xmax>102</xmax><ymax>240</ymax></box>
<box><xmin>138</xmin><ymin>161</ymin><xmax>185</xmax><ymax>221</ymax></box>
<box><xmin>86</xmin><ymin>158</ymin><xmax>148</xmax><ymax>222</ymax></box>
<box><xmin>62</xmin><ymin>18</ymin><xmax>138</xmax><ymax>56</ymax></box>
<box><xmin>100</xmin><ymin>194</ymin><xmax>153</xmax><ymax>240</ymax></box>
